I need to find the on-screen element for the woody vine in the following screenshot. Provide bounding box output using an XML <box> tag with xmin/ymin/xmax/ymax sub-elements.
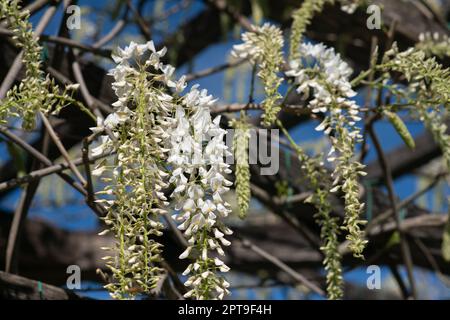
<box><xmin>0</xmin><ymin>0</ymin><xmax>449</xmax><ymax>300</ymax></box>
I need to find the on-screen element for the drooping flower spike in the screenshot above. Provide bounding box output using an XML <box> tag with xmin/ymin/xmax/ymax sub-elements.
<box><xmin>94</xmin><ymin>40</ymin><xmax>233</xmax><ymax>300</ymax></box>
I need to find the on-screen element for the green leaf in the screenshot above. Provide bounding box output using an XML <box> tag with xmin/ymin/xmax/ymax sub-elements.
<box><xmin>386</xmin><ymin>231</ymin><xmax>400</xmax><ymax>249</ymax></box>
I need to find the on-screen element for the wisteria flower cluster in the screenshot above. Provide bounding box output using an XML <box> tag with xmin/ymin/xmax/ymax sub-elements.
<box><xmin>280</xmin><ymin>122</ymin><xmax>344</xmax><ymax>299</ymax></box>
<box><xmin>93</xmin><ymin>40</ymin><xmax>233</xmax><ymax>299</ymax></box>
<box><xmin>9</xmin><ymin>0</ymin><xmax>450</xmax><ymax>303</ymax></box>
<box><xmin>93</xmin><ymin>40</ymin><xmax>181</xmax><ymax>299</ymax></box>
<box><xmin>169</xmin><ymin>86</ymin><xmax>234</xmax><ymax>300</ymax></box>
<box><xmin>286</xmin><ymin>42</ymin><xmax>367</xmax><ymax>258</ymax></box>
<box><xmin>0</xmin><ymin>0</ymin><xmax>81</xmax><ymax>130</ymax></box>
<box><xmin>232</xmin><ymin>23</ymin><xmax>284</xmax><ymax>126</ymax></box>
<box><xmin>382</xmin><ymin>44</ymin><xmax>450</xmax><ymax>170</ymax></box>
<box><xmin>416</xmin><ymin>32</ymin><xmax>450</xmax><ymax>59</ymax></box>
<box><xmin>384</xmin><ymin>45</ymin><xmax>450</xmax><ymax>107</ymax></box>
<box><xmin>230</xmin><ymin>112</ymin><xmax>251</xmax><ymax>219</ymax></box>
<box><xmin>229</xmin><ymin>0</ymin><xmax>368</xmax><ymax>297</ymax></box>
<box><xmin>289</xmin><ymin>0</ymin><xmax>330</xmax><ymax>61</ymax></box>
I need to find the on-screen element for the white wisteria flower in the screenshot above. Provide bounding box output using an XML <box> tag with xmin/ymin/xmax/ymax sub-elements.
<box><xmin>287</xmin><ymin>42</ymin><xmax>367</xmax><ymax>258</ymax></box>
<box><xmin>232</xmin><ymin>23</ymin><xmax>284</xmax><ymax>126</ymax></box>
<box><xmin>94</xmin><ymin>40</ymin><xmax>185</xmax><ymax>299</ymax></box>
<box><xmin>339</xmin><ymin>0</ymin><xmax>364</xmax><ymax>14</ymax></box>
<box><xmin>92</xmin><ymin>39</ymin><xmax>234</xmax><ymax>300</ymax></box>
<box><xmin>168</xmin><ymin>84</ymin><xmax>234</xmax><ymax>300</ymax></box>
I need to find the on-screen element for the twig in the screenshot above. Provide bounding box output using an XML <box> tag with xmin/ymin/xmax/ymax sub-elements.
<box><xmin>6</xmin><ymin>127</ymin><xmax>48</xmax><ymax>273</ymax></box>
<box><xmin>250</xmin><ymin>183</ymin><xmax>323</xmax><ymax>253</ymax></box>
<box><xmin>0</xmin><ymin>27</ymin><xmax>113</xmax><ymax>57</ymax></box>
<box><xmin>366</xmin><ymin>172</ymin><xmax>446</xmax><ymax>232</ymax></box>
<box><xmin>71</xmin><ymin>59</ymin><xmax>96</xmax><ymax>110</ymax></box>
<box><xmin>70</xmin><ymin>52</ymin><xmax>118</xmax><ymax>140</ymax></box>
<box><xmin>185</xmin><ymin>58</ymin><xmax>246</xmax><ymax>82</ymax></box>
<box><xmin>389</xmin><ymin>264</ymin><xmax>410</xmax><ymax>299</ymax></box>
<box><xmin>22</xmin><ymin>0</ymin><xmax>50</xmax><ymax>16</ymax></box>
<box><xmin>359</xmin><ymin>36</ymin><xmax>378</xmax><ymax>163</ymax></box>
<box><xmin>5</xmin><ymin>180</ymin><xmax>40</xmax><ymax>273</ymax></box>
<box><xmin>43</xmin><ymin>34</ymin><xmax>112</xmax><ymax>57</ymax></box>
<box><xmin>0</xmin><ymin>149</ymin><xmax>110</xmax><ymax>192</ymax></box>
<box><xmin>91</xmin><ymin>7</ymin><xmax>128</xmax><ymax>49</ymax></box>
<box><xmin>369</xmin><ymin>214</ymin><xmax>446</xmax><ymax>235</ymax></box>
<box><xmin>235</xmin><ymin>236</ymin><xmax>325</xmax><ymax>296</ymax></box>
<box><xmin>0</xmin><ymin>127</ymin><xmax>106</xmax><ymax>217</ymax></box>
<box><xmin>82</xmin><ymin>138</ymin><xmax>94</xmax><ymax>203</ymax></box>
<box><xmin>70</xmin><ymin>50</ymin><xmax>117</xmax><ymax>142</ymax></box>
<box><xmin>368</xmin><ymin>126</ymin><xmax>417</xmax><ymax>299</ymax></box>
<box><xmin>0</xmin><ymin>271</ymin><xmax>84</xmax><ymax>300</ymax></box>
<box><xmin>46</xmin><ymin>66</ymin><xmax>113</xmax><ymax>114</ymax></box>
<box><xmin>205</xmin><ymin>0</ymin><xmax>253</xmax><ymax>31</ymax></box>
<box><xmin>162</xmin><ymin>213</ymin><xmax>188</xmax><ymax>248</ymax></box>
<box><xmin>248</xmin><ymin>63</ymin><xmax>257</xmax><ymax>104</ymax></box>
<box><xmin>211</xmin><ymin>103</ymin><xmax>312</xmax><ymax>115</ymax></box>
<box><xmin>126</xmin><ymin>0</ymin><xmax>152</xmax><ymax>40</ymax></box>
<box><xmin>39</xmin><ymin>112</ymin><xmax>87</xmax><ymax>185</ymax></box>
<box><xmin>160</xmin><ymin>260</ymin><xmax>187</xmax><ymax>297</ymax></box>
<box><xmin>413</xmin><ymin>236</ymin><xmax>450</xmax><ymax>287</ymax></box>
<box><xmin>149</xmin><ymin>0</ymin><xmax>192</xmax><ymax>24</ymax></box>
<box><xmin>284</xmin><ymin>192</ymin><xmax>313</xmax><ymax>204</ymax></box>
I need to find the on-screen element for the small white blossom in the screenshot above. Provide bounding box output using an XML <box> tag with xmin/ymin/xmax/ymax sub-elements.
<box><xmin>168</xmin><ymin>84</ymin><xmax>233</xmax><ymax>300</ymax></box>
<box><xmin>65</xmin><ymin>83</ymin><xmax>80</xmax><ymax>91</ymax></box>
<box><xmin>288</xmin><ymin>42</ymin><xmax>367</xmax><ymax>259</ymax></box>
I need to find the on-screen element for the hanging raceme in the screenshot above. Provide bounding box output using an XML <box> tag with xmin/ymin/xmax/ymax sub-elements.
<box><xmin>289</xmin><ymin>0</ymin><xmax>332</xmax><ymax>62</ymax></box>
<box><xmin>169</xmin><ymin>85</ymin><xmax>234</xmax><ymax>300</ymax></box>
<box><xmin>382</xmin><ymin>44</ymin><xmax>450</xmax><ymax>169</ymax></box>
<box><xmin>0</xmin><ymin>0</ymin><xmax>82</xmax><ymax>130</ymax></box>
<box><xmin>379</xmin><ymin>45</ymin><xmax>450</xmax><ymax>267</ymax></box>
<box><xmin>93</xmin><ymin>41</ymin><xmax>182</xmax><ymax>299</ymax></box>
<box><xmin>383</xmin><ymin>45</ymin><xmax>450</xmax><ymax>106</ymax></box>
<box><xmin>232</xmin><ymin>23</ymin><xmax>284</xmax><ymax>126</ymax></box>
<box><xmin>307</xmin><ymin>169</ymin><xmax>343</xmax><ymax>299</ymax></box>
<box><xmin>5</xmin><ymin>0</ymin><xmax>449</xmax><ymax>302</ymax></box>
<box><xmin>286</xmin><ymin>42</ymin><xmax>368</xmax><ymax>258</ymax></box>
<box><xmin>231</xmin><ymin>16</ymin><xmax>364</xmax><ymax>295</ymax></box>
<box><xmin>93</xmin><ymin>40</ymin><xmax>233</xmax><ymax>300</ymax></box>
<box><xmin>443</xmin><ymin>206</ymin><xmax>450</xmax><ymax>262</ymax></box>
<box><xmin>420</xmin><ymin>108</ymin><xmax>450</xmax><ymax>170</ymax></box>
<box><xmin>230</xmin><ymin>111</ymin><xmax>251</xmax><ymax>219</ymax></box>
<box><xmin>279</xmin><ymin>122</ymin><xmax>343</xmax><ymax>299</ymax></box>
